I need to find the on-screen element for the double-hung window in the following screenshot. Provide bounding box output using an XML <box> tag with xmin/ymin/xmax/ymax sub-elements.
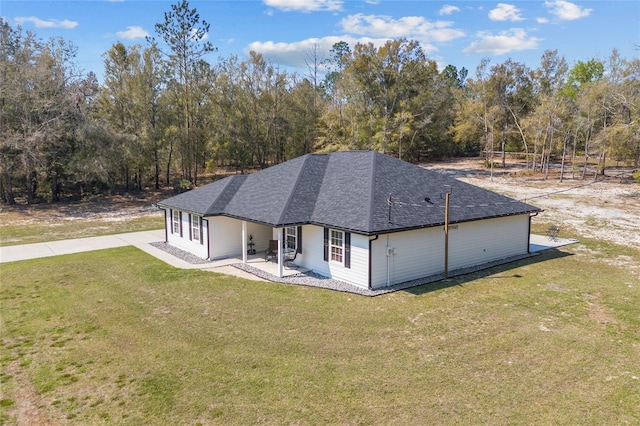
<box><xmin>285</xmin><ymin>227</ymin><xmax>297</xmax><ymax>251</ymax></box>
<box><xmin>324</xmin><ymin>228</ymin><xmax>350</xmax><ymax>268</ymax></box>
<box><xmin>330</xmin><ymin>229</ymin><xmax>344</xmax><ymax>263</ymax></box>
<box><xmin>172</xmin><ymin>210</ymin><xmax>180</xmax><ymax>234</ymax></box>
<box><xmin>191</xmin><ymin>215</ymin><xmax>200</xmax><ymax>242</ymax></box>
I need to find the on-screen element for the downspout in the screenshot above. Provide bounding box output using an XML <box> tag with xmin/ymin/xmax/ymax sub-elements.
<box><xmin>368</xmin><ymin>235</ymin><xmax>379</xmax><ymax>290</ymax></box>
<box><xmin>528</xmin><ymin>211</ymin><xmax>540</xmax><ymax>254</ymax></box>
<box><xmin>386</xmin><ymin>234</ymin><xmax>391</xmax><ymax>287</ymax></box>
<box><xmin>162</xmin><ymin>208</ymin><xmax>168</xmax><ymax>242</ymax></box>
<box><xmin>204</xmin><ymin>218</ymin><xmax>211</xmax><ymax>260</ymax></box>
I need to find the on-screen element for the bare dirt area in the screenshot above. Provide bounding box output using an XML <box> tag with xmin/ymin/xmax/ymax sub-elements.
<box><xmin>0</xmin><ymin>191</ymin><xmax>170</xmax><ymax>245</ymax></box>
<box><xmin>424</xmin><ymin>158</ymin><xmax>640</xmax><ymax>251</ymax></box>
<box><xmin>1</xmin><ymin>191</ymin><xmax>167</xmax><ymax>223</ymax></box>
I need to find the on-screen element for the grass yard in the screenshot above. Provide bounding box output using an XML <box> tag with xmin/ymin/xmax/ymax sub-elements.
<box><xmin>1</xmin><ymin>242</ymin><xmax>639</xmax><ymax>425</ymax></box>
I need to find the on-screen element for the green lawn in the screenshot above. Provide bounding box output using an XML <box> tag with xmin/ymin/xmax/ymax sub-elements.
<box><xmin>1</xmin><ymin>242</ymin><xmax>639</xmax><ymax>425</ymax></box>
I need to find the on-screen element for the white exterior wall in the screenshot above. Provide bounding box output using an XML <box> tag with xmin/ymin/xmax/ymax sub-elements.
<box><xmin>165</xmin><ymin>209</ymin><xmax>208</xmax><ymax>259</ymax></box>
<box><xmin>300</xmin><ymin>225</ymin><xmax>369</xmax><ymax>289</ymax></box>
<box><xmin>370</xmin><ymin>226</ymin><xmax>444</xmax><ymax>289</ymax></box>
<box><xmin>370</xmin><ymin>214</ymin><xmax>530</xmax><ymax>289</ymax></box>
<box><xmin>246</xmin><ymin>222</ymin><xmax>272</xmax><ymax>253</ymax></box>
<box><xmin>448</xmin><ymin>214</ymin><xmax>529</xmax><ymax>270</ymax></box>
<box><xmin>207</xmin><ymin>216</ymin><xmax>243</xmax><ymax>260</ymax></box>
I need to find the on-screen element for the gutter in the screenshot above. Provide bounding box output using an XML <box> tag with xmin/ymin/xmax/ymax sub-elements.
<box><xmin>527</xmin><ymin>211</ymin><xmax>541</xmax><ymax>253</ymax></box>
<box><xmin>368</xmin><ymin>235</ymin><xmax>379</xmax><ymax>290</ymax></box>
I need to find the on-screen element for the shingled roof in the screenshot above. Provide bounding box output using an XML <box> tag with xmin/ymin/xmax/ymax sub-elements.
<box><xmin>158</xmin><ymin>151</ymin><xmax>540</xmax><ymax>235</ymax></box>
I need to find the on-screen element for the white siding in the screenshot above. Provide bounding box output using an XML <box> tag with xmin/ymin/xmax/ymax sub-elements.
<box><xmin>166</xmin><ymin>210</ymin><xmax>208</xmax><ymax>259</ymax></box>
<box><xmin>370</xmin><ymin>227</ymin><xmax>444</xmax><ymax>289</ymax></box>
<box><xmin>449</xmin><ymin>215</ymin><xmax>529</xmax><ymax>270</ymax></box>
<box><xmin>246</xmin><ymin>222</ymin><xmax>272</xmax><ymax>253</ymax></box>
<box><xmin>300</xmin><ymin>225</ymin><xmax>369</xmax><ymax>289</ymax></box>
<box><xmin>370</xmin><ymin>214</ymin><xmax>530</xmax><ymax>289</ymax></box>
<box><xmin>208</xmin><ymin>216</ymin><xmax>243</xmax><ymax>260</ymax></box>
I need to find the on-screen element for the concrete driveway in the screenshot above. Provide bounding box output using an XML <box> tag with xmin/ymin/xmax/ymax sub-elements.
<box><xmin>0</xmin><ymin>230</ymin><xmax>266</xmax><ymax>281</ymax></box>
<box><xmin>0</xmin><ymin>230</ymin><xmax>165</xmax><ymax>264</ymax></box>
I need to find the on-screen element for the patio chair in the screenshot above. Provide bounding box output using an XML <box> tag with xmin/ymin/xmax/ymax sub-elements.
<box><xmin>265</xmin><ymin>239</ymin><xmax>278</xmax><ymax>261</ymax></box>
<box><xmin>284</xmin><ymin>249</ymin><xmax>298</xmax><ymax>269</ymax></box>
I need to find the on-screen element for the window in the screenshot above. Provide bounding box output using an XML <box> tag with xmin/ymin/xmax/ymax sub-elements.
<box><xmin>172</xmin><ymin>210</ymin><xmax>180</xmax><ymax>234</ymax></box>
<box><xmin>330</xmin><ymin>229</ymin><xmax>343</xmax><ymax>263</ymax></box>
<box><xmin>324</xmin><ymin>228</ymin><xmax>350</xmax><ymax>268</ymax></box>
<box><xmin>285</xmin><ymin>227</ymin><xmax>297</xmax><ymax>250</ymax></box>
<box><xmin>191</xmin><ymin>215</ymin><xmax>200</xmax><ymax>242</ymax></box>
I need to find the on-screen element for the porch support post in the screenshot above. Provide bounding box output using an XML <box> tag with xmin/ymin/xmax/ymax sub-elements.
<box><xmin>277</xmin><ymin>227</ymin><xmax>283</xmax><ymax>277</ymax></box>
<box><xmin>242</xmin><ymin>221</ymin><xmax>247</xmax><ymax>264</ymax></box>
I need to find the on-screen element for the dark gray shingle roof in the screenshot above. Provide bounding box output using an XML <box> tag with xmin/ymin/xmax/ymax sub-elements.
<box><xmin>158</xmin><ymin>151</ymin><xmax>540</xmax><ymax>235</ymax></box>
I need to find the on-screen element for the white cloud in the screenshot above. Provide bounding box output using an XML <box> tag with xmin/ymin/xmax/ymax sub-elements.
<box><xmin>544</xmin><ymin>0</ymin><xmax>592</xmax><ymax>20</ymax></box>
<box><xmin>340</xmin><ymin>13</ymin><xmax>465</xmax><ymax>43</ymax></box>
<box><xmin>263</xmin><ymin>0</ymin><xmax>343</xmax><ymax>12</ymax></box>
<box><xmin>489</xmin><ymin>3</ymin><xmax>524</xmax><ymax>22</ymax></box>
<box><xmin>116</xmin><ymin>26</ymin><xmax>149</xmax><ymax>40</ymax></box>
<box><xmin>14</xmin><ymin>16</ymin><xmax>78</xmax><ymax>29</ymax></box>
<box><xmin>439</xmin><ymin>5</ymin><xmax>460</xmax><ymax>16</ymax></box>
<box><xmin>463</xmin><ymin>28</ymin><xmax>541</xmax><ymax>55</ymax></box>
<box><xmin>536</xmin><ymin>17</ymin><xmax>549</xmax><ymax>24</ymax></box>
<box><xmin>247</xmin><ymin>36</ymin><xmax>390</xmax><ymax>69</ymax></box>
<box><xmin>191</xmin><ymin>29</ymin><xmax>209</xmax><ymax>41</ymax></box>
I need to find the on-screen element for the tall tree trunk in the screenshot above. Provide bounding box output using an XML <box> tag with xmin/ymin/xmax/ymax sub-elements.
<box><xmin>166</xmin><ymin>138</ymin><xmax>174</xmax><ymax>185</ymax></box>
<box><xmin>26</xmin><ymin>169</ymin><xmax>37</xmax><ymax>204</ymax></box>
<box><xmin>571</xmin><ymin>126</ymin><xmax>578</xmax><ymax>180</ymax></box>
<box><xmin>560</xmin><ymin>133</ymin><xmax>568</xmax><ymax>183</ymax></box>
<box><xmin>50</xmin><ymin>171</ymin><xmax>59</xmax><ymax>202</ymax></box>
<box><xmin>2</xmin><ymin>167</ymin><xmax>16</xmax><ymax>205</ymax></box>
<box><xmin>154</xmin><ymin>144</ymin><xmax>160</xmax><ymax>190</ymax></box>
<box><xmin>582</xmin><ymin>124</ymin><xmax>592</xmax><ymax>180</ymax></box>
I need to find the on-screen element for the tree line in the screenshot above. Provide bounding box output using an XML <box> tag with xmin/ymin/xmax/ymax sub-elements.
<box><xmin>1</xmin><ymin>0</ymin><xmax>639</xmax><ymax>205</ymax></box>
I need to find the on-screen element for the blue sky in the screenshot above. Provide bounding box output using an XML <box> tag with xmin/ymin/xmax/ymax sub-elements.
<box><xmin>2</xmin><ymin>0</ymin><xmax>639</xmax><ymax>83</ymax></box>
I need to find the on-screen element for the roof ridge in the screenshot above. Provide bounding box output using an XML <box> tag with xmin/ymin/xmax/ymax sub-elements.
<box><xmin>276</xmin><ymin>154</ymin><xmax>310</xmax><ymax>226</ymax></box>
<box><xmin>366</xmin><ymin>151</ymin><xmax>377</xmax><ymax>233</ymax></box>
<box><xmin>205</xmin><ymin>175</ymin><xmax>246</xmax><ymax>215</ymax></box>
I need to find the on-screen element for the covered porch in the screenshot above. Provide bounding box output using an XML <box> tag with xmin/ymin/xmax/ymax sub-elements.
<box><xmin>240</xmin><ymin>251</ymin><xmax>308</xmax><ymax>278</ymax></box>
<box><xmin>237</xmin><ymin>220</ymin><xmax>302</xmax><ymax>278</ymax></box>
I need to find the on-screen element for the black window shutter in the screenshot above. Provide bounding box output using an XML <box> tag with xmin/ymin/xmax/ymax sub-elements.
<box><xmin>199</xmin><ymin>217</ymin><xmax>204</xmax><ymax>245</ymax></box>
<box><xmin>297</xmin><ymin>226</ymin><xmax>302</xmax><ymax>254</ymax></box>
<box><xmin>188</xmin><ymin>214</ymin><xmax>192</xmax><ymax>240</ymax></box>
<box><xmin>179</xmin><ymin>212</ymin><xmax>183</xmax><ymax>237</ymax></box>
<box><xmin>345</xmin><ymin>232</ymin><xmax>351</xmax><ymax>268</ymax></box>
<box><xmin>323</xmin><ymin>228</ymin><xmax>329</xmax><ymax>261</ymax></box>
<box><xmin>169</xmin><ymin>210</ymin><xmax>173</xmax><ymax>234</ymax></box>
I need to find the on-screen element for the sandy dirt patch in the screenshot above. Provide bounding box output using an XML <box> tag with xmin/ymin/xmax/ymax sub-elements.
<box><xmin>425</xmin><ymin>159</ymin><xmax>640</xmax><ymax>251</ymax></box>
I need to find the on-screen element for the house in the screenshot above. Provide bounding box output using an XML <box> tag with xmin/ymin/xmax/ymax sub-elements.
<box><xmin>157</xmin><ymin>151</ymin><xmax>541</xmax><ymax>290</ymax></box>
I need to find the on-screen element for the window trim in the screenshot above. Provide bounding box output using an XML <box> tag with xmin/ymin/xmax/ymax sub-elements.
<box><xmin>324</xmin><ymin>227</ymin><xmax>350</xmax><ymax>268</ymax></box>
<box><xmin>330</xmin><ymin>229</ymin><xmax>344</xmax><ymax>263</ymax></box>
<box><xmin>172</xmin><ymin>210</ymin><xmax>180</xmax><ymax>235</ymax></box>
<box><xmin>191</xmin><ymin>214</ymin><xmax>200</xmax><ymax>242</ymax></box>
<box><xmin>285</xmin><ymin>226</ymin><xmax>297</xmax><ymax>251</ymax></box>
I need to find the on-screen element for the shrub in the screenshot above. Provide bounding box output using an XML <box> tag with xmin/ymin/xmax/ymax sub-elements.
<box><xmin>632</xmin><ymin>169</ymin><xmax>640</xmax><ymax>184</ymax></box>
<box><xmin>172</xmin><ymin>179</ymin><xmax>193</xmax><ymax>193</ymax></box>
